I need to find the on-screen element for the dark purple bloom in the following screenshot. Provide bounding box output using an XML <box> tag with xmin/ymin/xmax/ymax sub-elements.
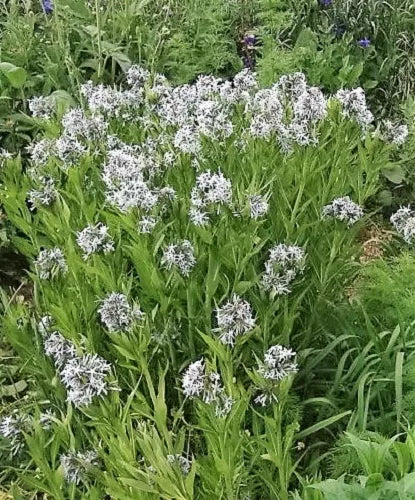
<box><xmin>358</xmin><ymin>38</ymin><xmax>371</xmax><ymax>48</ymax></box>
<box><xmin>319</xmin><ymin>0</ymin><xmax>332</xmax><ymax>6</ymax></box>
<box><xmin>42</xmin><ymin>0</ymin><xmax>53</xmax><ymax>14</ymax></box>
<box><xmin>243</xmin><ymin>56</ymin><xmax>254</xmax><ymax>70</ymax></box>
<box><xmin>243</xmin><ymin>34</ymin><xmax>256</xmax><ymax>47</ymax></box>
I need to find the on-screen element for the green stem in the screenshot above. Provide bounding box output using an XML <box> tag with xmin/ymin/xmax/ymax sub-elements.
<box><xmin>95</xmin><ymin>0</ymin><xmax>103</xmax><ymax>79</ymax></box>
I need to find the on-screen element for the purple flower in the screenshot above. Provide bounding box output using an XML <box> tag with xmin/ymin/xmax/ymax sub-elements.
<box><xmin>319</xmin><ymin>0</ymin><xmax>332</xmax><ymax>6</ymax></box>
<box><xmin>42</xmin><ymin>0</ymin><xmax>53</xmax><ymax>14</ymax></box>
<box><xmin>243</xmin><ymin>56</ymin><xmax>254</xmax><ymax>70</ymax></box>
<box><xmin>243</xmin><ymin>34</ymin><xmax>256</xmax><ymax>47</ymax></box>
<box><xmin>358</xmin><ymin>38</ymin><xmax>371</xmax><ymax>48</ymax></box>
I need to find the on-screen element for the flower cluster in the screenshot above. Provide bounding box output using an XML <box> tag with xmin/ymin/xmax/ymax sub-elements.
<box><xmin>215</xmin><ymin>295</ymin><xmax>256</xmax><ymax>346</ymax></box>
<box><xmin>192</xmin><ymin>170</ymin><xmax>232</xmax><ymax>206</ymax></box>
<box><xmin>182</xmin><ymin>359</ymin><xmax>205</xmax><ymax>399</ymax></box>
<box><xmin>166</xmin><ymin>454</ymin><xmax>192</xmax><ymax>475</ymax></box>
<box><xmin>182</xmin><ymin>359</ymin><xmax>233</xmax><ymax>417</ymax></box>
<box><xmin>138</xmin><ymin>215</ymin><xmax>158</xmax><ymax>234</ymax></box>
<box><xmin>37</xmin><ymin>314</ymin><xmax>55</xmax><ymax>336</ymax></box>
<box><xmin>76</xmin><ymin>222</ymin><xmax>115</xmax><ymax>259</ymax></box>
<box><xmin>262</xmin><ymin>244</ymin><xmax>306</xmax><ymax>295</ymax></box>
<box><xmin>390</xmin><ymin>206</ymin><xmax>415</xmax><ymax>243</ymax></box>
<box><xmin>80</xmin><ymin>81</ymin><xmax>143</xmax><ymax>119</ymax></box>
<box><xmin>335</xmin><ymin>88</ymin><xmax>374</xmax><ymax>131</ymax></box>
<box><xmin>98</xmin><ymin>292</ymin><xmax>143</xmax><ymax>332</ymax></box>
<box><xmin>55</xmin><ymin>134</ymin><xmax>86</xmax><ymax>167</ymax></box>
<box><xmin>195</xmin><ymin>99</ymin><xmax>233</xmax><ymax>140</ymax></box>
<box><xmin>0</xmin><ymin>412</ymin><xmax>32</xmax><ymax>456</ymax></box>
<box><xmin>102</xmin><ymin>148</ymin><xmax>157</xmax><ymax>213</ymax></box>
<box><xmin>44</xmin><ymin>332</ymin><xmax>114</xmax><ymax>407</ymax></box>
<box><xmin>248</xmin><ymin>194</ymin><xmax>269</xmax><ymax>220</ymax></box>
<box><xmin>254</xmin><ymin>345</ymin><xmax>298</xmax><ymax>405</ymax></box>
<box><xmin>258</xmin><ymin>345</ymin><xmax>298</xmax><ymax>380</ymax></box>
<box><xmin>161</xmin><ymin>240</ymin><xmax>196</xmax><ymax>276</ymax></box>
<box><xmin>248</xmin><ymin>72</ymin><xmax>327</xmax><ymax>148</ymax></box>
<box><xmin>126</xmin><ymin>64</ymin><xmax>150</xmax><ymax>88</ymax></box>
<box><xmin>233</xmin><ymin>68</ymin><xmax>258</xmax><ymax>99</ymax></box>
<box><xmin>61</xmin><ymin>354</ymin><xmax>113</xmax><ymax>407</ymax></box>
<box><xmin>44</xmin><ymin>331</ymin><xmax>77</xmax><ymax>368</ymax></box>
<box><xmin>242</xmin><ymin>33</ymin><xmax>257</xmax><ymax>69</ymax></box>
<box><xmin>26</xmin><ymin>138</ymin><xmax>56</xmax><ymax>168</ymax></box>
<box><xmin>249</xmin><ymin>87</ymin><xmax>283</xmax><ymax>139</ymax></box>
<box><xmin>35</xmin><ymin>247</ymin><xmax>68</xmax><ymax>279</ymax></box>
<box><xmin>28</xmin><ymin>176</ymin><xmax>57</xmax><ymax>209</ymax></box>
<box><xmin>28</xmin><ymin>96</ymin><xmax>55</xmax><ymax>119</ymax></box>
<box><xmin>321</xmin><ymin>196</ymin><xmax>364</xmax><ymax>225</ymax></box>
<box><xmin>0</xmin><ymin>148</ymin><xmax>13</xmax><ymax>161</ymax></box>
<box><xmin>293</xmin><ymin>85</ymin><xmax>327</xmax><ymax>123</ymax></box>
<box><xmin>26</xmin><ymin>67</ymin><xmax>393</xmax><ymax>194</ymax></box>
<box><xmin>39</xmin><ymin>410</ymin><xmax>56</xmax><ymax>431</ymax></box>
<box><xmin>174</xmin><ymin>125</ymin><xmax>202</xmax><ymax>155</ymax></box>
<box><xmin>62</xmin><ymin>108</ymin><xmax>108</xmax><ymax>142</ymax></box>
<box><xmin>190</xmin><ymin>170</ymin><xmax>232</xmax><ymax>224</ymax></box>
<box><xmin>382</xmin><ymin>120</ymin><xmax>409</xmax><ymax>146</ymax></box>
<box><xmin>60</xmin><ymin>450</ymin><xmax>99</xmax><ymax>484</ymax></box>
<box><xmin>0</xmin><ymin>409</ymin><xmax>57</xmax><ymax>456</ymax></box>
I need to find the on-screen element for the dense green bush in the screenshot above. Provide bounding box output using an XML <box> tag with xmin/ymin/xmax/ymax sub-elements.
<box><xmin>0</xmin><ymin>64</ymin><xmax>412</xmax><ymax>497</ymax></box>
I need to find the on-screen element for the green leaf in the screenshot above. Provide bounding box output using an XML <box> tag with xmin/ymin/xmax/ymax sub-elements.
<box><xmin>10</xmin><ymin>235</ymin><xmax>36</xmax><ymax>257</ymax></box>
<box><xmin>295</xmin><ymin>410</ymin><xmax>352</xmax><ymax>440</ymax></box>
<box><xmin>111</xmin><ymin>52</ymin><xmax>132</xmax><ymax>72</ymax></box>
<box><xmin>310</xmin><ymin>478</ymin><xmax>371</xmax><ymax>499</ymax></box>
<box><xmin>377</xmin><ymin>189</ymin><xmax>393</xmax><ymax>206</ymax></box>
<box><xmin>0</xmin><ymin>62</ymin><xmax>27</xmax><ymax>88</ymax></box>
<box><xmin>0</xmin><ymin>379</ymin><xmax>28</xmax><ymax>396</ymax></box>
<box><xmin>347</xmin><ymin>61</ymin><xmax>364</xmax><ymax>84</ymax></box>
<box><xmin>366</xmin><ymin>473</ymin><xmax>384</xmax><ymax>489</ymax></box>
<box><xmin>117</xmin><ymin>477</ymin><xmax>154</xmax><ymax>493</ymax></box>
<box><xmin>50</xmin><ymin>90</ymin><xmax>75</xmax><ymax>115</ymax></box>
<box><xmin>363</xmin><ymin>80</ymin><xmax>379</xmax><ymax>90</ymax></box>
<box><xmin>59</xmin><ymin>0</ymin><xmax>91</xmax><ymax>18</ymax></box>
<box><xmin>234</xmin><ymin>281</ymin><xmax>254</xmax><ymax>294</ymax></box>
<box><xmin>295</xmin><ymin>28</ymin><xmax>317</xmax><ymax>51</ymax></box>
<box><xmin>385</xmin><ymin>472</ymin><xmax>415</xmax><ymax>494</ymax></box>
<box><xmin>383</xmin><ymin>165</ymin><xmax>405</xmax><ymax>184</ymax></box>
<box><xmin>79</xmin><ymin>59</ymin><xmax>100</xmax><ymax>70</ymax></box>
<box><xmin>395</xmin><ymin>352</ymin><xmax>404</xmax><ymax>432</ymax></box>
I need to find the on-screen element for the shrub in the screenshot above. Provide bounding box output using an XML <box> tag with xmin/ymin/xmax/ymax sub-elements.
<box><xmin>0</xmin><ymin>67</ymin><xmax>408</xmax><ymax>497</ymax></box>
